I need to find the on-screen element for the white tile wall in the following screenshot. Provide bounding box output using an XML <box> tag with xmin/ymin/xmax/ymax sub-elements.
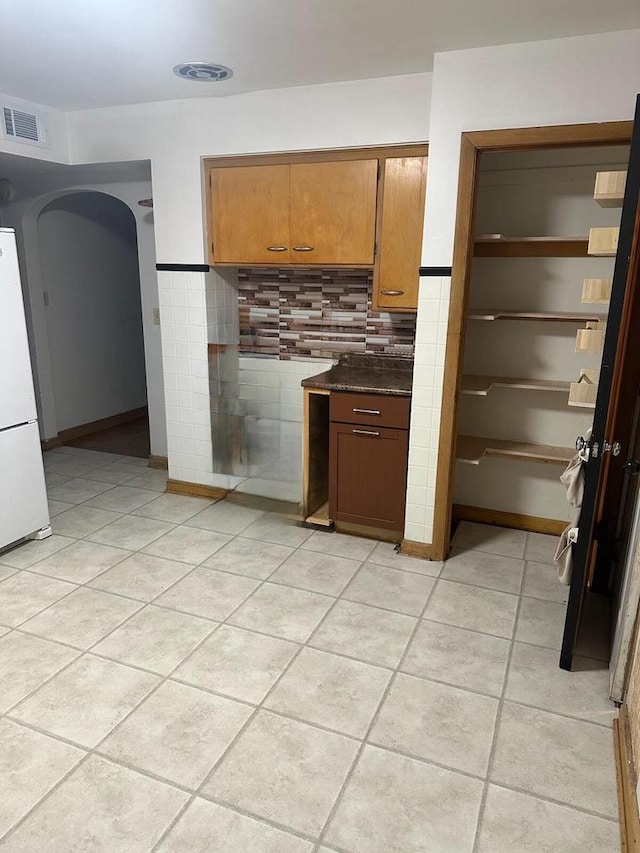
<box><xmin>159</xmin><ymin>266</ymin><xmax>436</xmax><ymax>545</ymax></box>
<box><xmin>405</xmin><ymin>275</ymin><xmax>451</xmax><ymax>544</ymax></box>
<box><xmin>159</xmin><ymin>266</ymin><xmax>334</xmax><ymax>495</ymax></box>
<box><xmin>159</xmin><ymin>268</ymin><xmax>242</xmax><ymax>488</ymax></box>
<box><xmin>238</xmin><ymin>357</ymin><xmax>334</xmax><ymax>424</ymax></box>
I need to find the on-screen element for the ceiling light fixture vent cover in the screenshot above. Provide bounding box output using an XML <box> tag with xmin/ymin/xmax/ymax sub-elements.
<box><xmin>1</xmin><ymin>106</ymin><xmax>48</xmax><ymax>147</ymax></box>
<box><xmin>173</xmin><ymin>62</ymin><xmax>233</xmax><ymax>82</ymax></box>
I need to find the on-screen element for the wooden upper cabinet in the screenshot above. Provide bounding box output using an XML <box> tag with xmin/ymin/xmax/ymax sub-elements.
<box><xmin>290</xmin><ymin>160</ymin><xmax>378</xmax><ymax>265</ymax></box>
<box><xmin>207</xmin><ymin>146</ymin><xmax>427</xmax><ymax>283</ymax></box>
<box><xmin>373</xmin><ymin>156</ymin><xmax>428</xmax><ymax>311</ymax></box>
<box><xmin>210</xmin><ymin>164</ymin><xmax>291</xmax><ymax>264</ymax></box>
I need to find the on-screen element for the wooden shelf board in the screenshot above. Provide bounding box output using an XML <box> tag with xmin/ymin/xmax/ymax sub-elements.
<box><xmin>568</xmin><ymin>368</ymin><xmax>599</xmax><ymax>409</ymax></box>
<box><xmin>468</xmin><ymin>309</ymin><xmax>606</xmax><ymax>323</ymax></box>
<box><xmin>576</xmin><ymin>327</ymin><xmax>606</xmax><ymax>354</ymax></box>
<box><xmin>594</xmin><ymin>171</ymin><xmax>626</xmax><ymax>208</ymax></box>
<box><xmin>457</xmin><ymin>435</ymin><xmax>573</xmax><ymax>467</ymax></box>
<box><xmin>588</xmin><ymin>226</ymin><xmax>619</xmax><ymax>257</ymax></box>
<box><xmin>474</xmin><ymin>235</ymin><xmax>588</xmax><ymax>258</ymax></box>
<box><xmin>305</xmin><ymin>501</ymin><xmax>333</xmax><ymax>528</ymax></box>
<box><xmin>460</xmin><ymin>375</ymin><xmax>570</xmax><ymax>396</ymax></box>
<box><xmin>582</xmin><ymin>278</ymin><xmax>612</xmax><ymax>304</ymax></box>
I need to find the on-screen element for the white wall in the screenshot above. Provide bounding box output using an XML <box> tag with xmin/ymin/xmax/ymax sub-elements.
<box><xmin>69</xmin><ymin>73</ymin><xmax>432</xmax><ymax>262</ymax></box>
<box><xmin>405</xmin><ymin>28</ymin><xmax>640</xmax><ymax>545</ymax></box>
<box><xmin>71</xmin><ymin>73</ymin><xmax>431</xmax><ymax>486</ymax></box>
<box><xmin>422</xmin><ymin>29</ymin><xmax>640</xmax><ymax>264</ymax></box>
<box><xmin>0</xmin><ymin>170</ymin><xmax>166</xmax><ymax>456</ymax></box>
<box><xmin>37</xmin><ymin>192</ymin><xmax>147</xmax><ymax>431</ymax></box>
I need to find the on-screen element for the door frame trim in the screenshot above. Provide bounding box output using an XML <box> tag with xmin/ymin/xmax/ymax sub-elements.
<box><xmin>430</xmin><ymin>120</ymin><xmax>634</xmax><ymax>562</ymax></box>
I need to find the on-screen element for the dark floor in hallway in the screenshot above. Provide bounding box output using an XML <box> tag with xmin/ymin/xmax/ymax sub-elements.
<box><xmin>65</xmin><ymin>415</ymin><xmax>150</xmax><ymax>459</ymax></box>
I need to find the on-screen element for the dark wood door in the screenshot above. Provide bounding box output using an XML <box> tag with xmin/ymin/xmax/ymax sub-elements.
<box><xmin>329</xmin><ymin>423</ymin><xmax>408</xmax><ymax>530</ymax></box>
<box><xmin>561</xmin><ymin>94</ymin><xmax>640</xmax><ymax>670</ymax></box>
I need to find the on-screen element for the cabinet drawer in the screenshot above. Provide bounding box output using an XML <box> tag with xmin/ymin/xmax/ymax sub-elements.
<box><xmin>329</xmin><ymin>423</ymin><xmax>408</xmax><ymax>531</ymax></box>
<box><xmin>330</xmin><ymin>392</ymin><xmax>410</xmax><ymax>429</ymax></box>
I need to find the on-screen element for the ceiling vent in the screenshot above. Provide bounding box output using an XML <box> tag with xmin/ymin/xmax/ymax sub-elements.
<box><xmin>173</xmin><ymin>62</ymin><xmax>233</xmax><ymax>82</ymax></box>
<box><xmin>1</xmin><ymin>106</ymin><xmax>48</xmax><ymax>147</ymax></box>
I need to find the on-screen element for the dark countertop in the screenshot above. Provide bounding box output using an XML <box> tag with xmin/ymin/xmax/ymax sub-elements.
<box><xmin>301</xmin><ymin>353</ymin><xmax>414</xmax><ymax>397</ymax></box>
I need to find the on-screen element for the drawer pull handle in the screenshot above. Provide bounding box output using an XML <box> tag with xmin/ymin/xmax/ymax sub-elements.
<box><xmin>353</xmin><ymin>408</ymin><xmax>381</xmax><ymax>415</ymax></box>
<box><xmin>381</xmin><ymin>289</ymin><xmax>405</xmax><ymax>296</ymax></box>
<box><xmin>292</xmin><ymin>245</ymin><xmax>314</xmax><ymax>252</ymax></box>
<box><xmin>267</xmin><ymin>246</ymin><xmax>288</xmax><ymax>252</ymax></box>
<box><xmin>353</xmin><ymin>429</ymin><xmax>380</xmax><ymax>437</ymax></box>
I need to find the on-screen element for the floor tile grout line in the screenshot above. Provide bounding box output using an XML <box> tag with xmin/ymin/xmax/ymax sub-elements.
<box><xmin>2</xmin><ymin>543</ymin><xmax>239</xmax><ymax>719</ymax></box>
<box><xmin>471</xmin><ymin>778</ymin><xmax>621</xmax><ymax>824</ymax></box>
<box><xmin>416</xmin><ymin>611</ymin><xmax>608</xmax><ymax>663</ymax></box>
<box><xmin>6</xmin><ymin>534</ymin><xmax>608</xmax><ymax>733</ymax></box>
<box><xmin>0</xmin><ymin>577</ymin><xmax>610</xmax><ymax>671</ymax></box>
<box><xmin>2</xmin><ymin>536</ymin><xmax>559</xmax><ymax>612</ymax></box>
<box><xmin>7</xmin><ymin>526</ymin><xmax>247</xmax><ymax>642</ymax></box>
<box><xmin>2</xmin><ymin>514</ymin><xmax>349</xmax><ymax>653</ymax></box>
<box><xmin>170</xmin><ymin>791</ymin><xmax>322</xmax><ymax>849</ymax></box>
<box><xmin>184</xmin><ymin>573</ymin><xmax>367</xmax><ymax>843</ymax></box>
<box><xmin>0</xmin><ymin>634</ymin><xmax>616</xmax><ymax>738</ymax></box>
<box><xmin>0</xmin><ymin>749</ymin><xmax>94</xmax><ymax>844</ymax></box>
<box><xmin>312</xmin><ymin>562</ymin><xmax>442</xmax><ymax>852</ymax></box>
<box><xmin>5</xmin><ymin>463</ymin><xmax>617</xmax><ymax>846</ymax></box>
<box><xmin>0</xmin><ymin>535</ymin><xmax>296</xmax><ymax>847</ymax></box>
<box><xmin>25</xmin><ymin>541</ymin><xmax>137</xmax><ymax>585</ymax></box>
<box><xmin>471</xmin><ymin>533</ymin><xmax>529</xmax><ymax>853</ymax></box>
<box><xmin>184</xmin><ymin>602</ymin><xmax>342</xmax><ymax>840</ymax></box>
<box><xmin>10</xmin><ymin>670</ymin><xmax>597</xmax><ymax>798</ymax></box>
<box><xmin>11</xmin><ymin>694</ymin><xmax>615</xmax><ymax>838</ymax></box>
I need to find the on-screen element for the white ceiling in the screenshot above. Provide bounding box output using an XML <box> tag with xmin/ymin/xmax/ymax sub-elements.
<box><xmin>1</xmin><ymin>0</ymin><xmax>639</xmax><ymax>111</ymax></box>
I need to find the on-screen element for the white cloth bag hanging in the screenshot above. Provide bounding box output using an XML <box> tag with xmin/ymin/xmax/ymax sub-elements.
<box><xmin>560</xmin><ymin>452</ymin><xmax>584</xmax><ymax>507</ymax></box>
<box><xmin>554</xmin><ymin>523</ymin><xmax>579</xmax><ymax>586</ymax></box>
<box><xmin>554</xmin><ymin>452</ymin><xmax>585</xmax><ymax>585</ymax></box>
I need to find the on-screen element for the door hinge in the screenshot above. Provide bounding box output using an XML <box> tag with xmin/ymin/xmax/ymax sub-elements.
<box><xmin>377</xmin><ymin>164</ymin><xmax>381</xmax><ymax>180</ymax></box>
<box><xmin>374</xmin><ymin>241</ymin><xmax>378</xmax><ymax>256</ymax></box>
<box><xmin>211</xmin><ymin>241</ymin><xmax>214</xmax><ymax>256</ymax></box>
<box><xmin>209</xmin><ymin>173</ymin><xmax>211</xmax><ymax>187</ymax></box>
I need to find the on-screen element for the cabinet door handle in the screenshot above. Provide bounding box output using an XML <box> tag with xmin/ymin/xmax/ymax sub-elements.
<box><xmin>292</xmin><ymin>246</ymin><xmax>314</xmax><ymax>252</ymax></box>
<box><xmin>352</xmin><ymin>429</ymin><xmax>380</xmax><ymax>437</ymax></box>
<box><xmin>381</xmin><ymin>289</ymin><xmax>405</xmax><ymax>296</ymax></box>
<box><xmin>353</xmin><ymin>408</ymin><xmax>381</xmax><ymax>415</ymax></box>
<box><xmin>266</xmin><ymin>246</ymin><xmax>288</xmax><ymax>252</ymax></box>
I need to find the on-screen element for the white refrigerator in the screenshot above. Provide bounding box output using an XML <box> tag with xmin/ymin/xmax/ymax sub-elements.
<box><xmin>0</xmin><ymin>228</ymin><xmax>51</xmax><ymax>551</ymax></box>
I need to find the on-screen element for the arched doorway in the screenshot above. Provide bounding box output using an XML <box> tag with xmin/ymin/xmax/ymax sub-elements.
<box><xmin>36</xmin><ymin>191</ymin><xmax>149</xmax><ymax>456</ymax></box>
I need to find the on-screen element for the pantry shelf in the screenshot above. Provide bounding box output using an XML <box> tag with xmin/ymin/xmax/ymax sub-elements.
<box><xmin>457</xmin><ymin>435</ymin><xmax>573</xmax><ymax>467</ymax></box>
<box><xmin>474</xmin><ymin>235</ymin><xmax>589</xmax><ymax>258</ymax></box>
<box><xmin>460</xmin><ymin>375</ymin><xmax>570</xmax><ymax>396</ymax></box>
<box><xmin>468</xmin><ymin>309</ymin><xmax>607</xmax><ymax>323</ymax></box>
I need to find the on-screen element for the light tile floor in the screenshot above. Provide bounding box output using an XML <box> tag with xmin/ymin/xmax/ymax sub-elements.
<box><xmin>0</xmin><ymin>448</ymin><xmax>620</xmax><ymax>852</ymax></box>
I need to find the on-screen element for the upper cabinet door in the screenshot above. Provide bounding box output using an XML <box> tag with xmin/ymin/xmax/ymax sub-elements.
<box><xmin>374</xmin><ymin>156</ymin><xmax>428</xmax><ymax>311</ymax></box>
<box><xmin>289</xmin><ymin>160</ymin><xmax>378</xmax><ymax>265</ymax></box>
<box><xmin>210</xmin><ymin>165</ymin><xmax>290</xmax><ymax>264</ymax></box>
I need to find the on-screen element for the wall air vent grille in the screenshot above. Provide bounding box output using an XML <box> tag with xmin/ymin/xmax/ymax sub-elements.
<box><xmin>1</xmin><ymin>106</ymin><xmax>48</xmax><ymax>146</ymax></box>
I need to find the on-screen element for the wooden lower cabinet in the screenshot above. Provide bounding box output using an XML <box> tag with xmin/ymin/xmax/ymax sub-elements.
<box><xmin>328</xmin><ymin>392</ymin><xmax>410</xmax><ymax>531</ymax></box>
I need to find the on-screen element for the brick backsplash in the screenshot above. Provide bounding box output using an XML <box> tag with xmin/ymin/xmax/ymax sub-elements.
<box><xmin>238</xmin><ymin>268</ymin><xmax>416</xmax><ymax>360</ymax></box>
